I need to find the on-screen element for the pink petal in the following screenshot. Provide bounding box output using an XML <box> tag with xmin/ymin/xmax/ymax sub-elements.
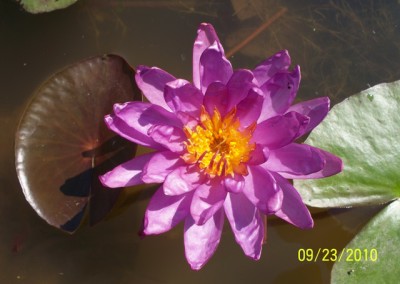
<box><xmin>199</xmin><ymin>42</ymin><xmax>233</xmax><ymax>93</ymax></box>
<box><xmin>224</xmin><ymin>174</ymin><xmax>245</xmax><ymax>193</ymax></box>
<box><xmin>203</xmin><ymin>82</ymin><xmax>229</xmax><ymax>116</ymax></box>
<box><xmin>236</xmin><ymin>87</ymin><xmax>264</xmax><ymax>128</ymax></box>
<box><xmin>147</xmin><ymin>125</ymin><xmax>186</xmax><ymax>152</ymax></box>
<box><xmin>163</xmin><ymin>166</ymin><xmax>204</xmax><ymax>195</ymax></box>
<box><xmin>105</xmin><ymin>114</ymin><xmax>161</xmax><ymax>149</ymax></box>
<box><xmin>252</xmin><ymin>111</ymin><xmax>309</xmax><ymax>149</ymax></box>
<box><xmin>243</xmin><ymin>165</ymin><xmax>282</xmax><ymax>213</ymax></box>
<box><xmin>281</xmin><ymin>148</ymin><xmax>343</xmax><ymax>179</ymax></box>
<box><xmin>164</xmin><ymin>79</ymin><xmax>203</xmax><ymax>118</ymax></box>
<box><xmin>247</xmin><ymin>144</ymin><xmax>268</xmax><ymax>165</ymax></box>
<box><xmin>141</xmin><ymin>151</ymin><xmax>183</xmax><ymax>183</ymax></box>
<box><xmin>184</xmin><ymin>208</ymin><xmax>224</xmax><ymax>270</ymax></box>
<box><xmin>99</xmin><ymin>152</ymin><xmax>154</xmax><ymax>188</ymax></box>
<box><xmin>288</xmin><ymin>97</ymin><xmax>330</xmax><ymax>136</ymax></box>
<box><xmin>142</xmin><ymin>186</ymin><xmax>192</xmax><ymax>235</ymax></box>
<box><xmin>190</xmin><ymin>181</ymin><xmax>227</xmax><ymax>225</ymax></box>
<box><xmin>258</xmin><ymin>66</ymin><xmax>301</xmax><ymax>121</ymax></box>
<box><xmin>262</xmin><ymin>143</ymin><xmax>325</xmax><ymax>177</ymax></box>
<box><xmin>193</xmin><ymin>23</ymin><xmax>222</xmax><ymax>90</ymax></box>
<box><xmin>226</xmin><ymin>69</ymin><xmax>255</xmax><ymax>110</ymax></box>
<box><xmin>135</xmin><ymin>65</ymin><xmax>176</xmax><ymax>110</ymax></box>
<box><xmin>111</xmin><ymin>102</ymin><xmax>182</xmax><ymax>148</ymax></box>
<box><xmin>176</xmin><ymin>111</ymin><xmax>199</xmax><ymax>129</ymax></box>
<box><xmin>272</xmin><ymin>173</ymin><xmax>313</xmax><ymax>229</ymax></box>
<box><xmin>253</xmin><ymin>50</ymin><xmax>291</xmax><ymax>86</ymax></box>
<box><xmin>224</xmin><ymin>192</ymin><xmax>264</xmax><ymax>259</ymax></box>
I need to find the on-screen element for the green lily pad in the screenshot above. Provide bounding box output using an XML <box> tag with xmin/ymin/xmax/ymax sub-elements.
<box><xmin>15</xmin><ymin>54</ymin><xmax>140</xmax><ymax>232</ymax></box>
<box><xmin>331</xmin><ymin>199</ymin><xmax>400</xmax><ymax>283</ymax></box>
<box><xmin>295</xmin><ymin>80</ymin><xmax>400</xmax><ymax>207</ymax></box>
<box><xmin>17</xmin><ymin>0</ymin><xmax>77</xmax><ymax>14</ymax></box>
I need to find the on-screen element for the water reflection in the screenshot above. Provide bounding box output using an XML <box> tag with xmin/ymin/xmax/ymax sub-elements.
<box><xmin>1</xmin><ymin>0</ymin><xmax>399</xmax><ymax>283</ymax></box>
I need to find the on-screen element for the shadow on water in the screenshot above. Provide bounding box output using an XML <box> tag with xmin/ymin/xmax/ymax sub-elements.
<box><xmin>1</xmin><ymin>0</ymin><xmax>400</xmax><ymax>283</ymax></box>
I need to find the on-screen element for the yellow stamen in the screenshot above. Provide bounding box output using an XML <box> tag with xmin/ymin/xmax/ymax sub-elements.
<box><xmin>182</xmin><ymin>106</ymin><xmax>255</xmax><ymax>177</ymax></box>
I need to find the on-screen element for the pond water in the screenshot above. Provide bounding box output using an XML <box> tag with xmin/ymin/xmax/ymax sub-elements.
<box><xmin>1</xmin><ymin>0</ymin><xmax>399</xmax><ymax>283</ymax></box>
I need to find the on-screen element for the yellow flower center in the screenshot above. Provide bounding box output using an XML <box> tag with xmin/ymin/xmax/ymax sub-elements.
<box><xmin>182</xmin><ymin>106</ymin><xmax>256</xmax><ymax>177</ymax></box>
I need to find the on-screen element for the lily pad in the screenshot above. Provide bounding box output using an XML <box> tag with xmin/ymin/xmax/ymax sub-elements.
<box><xmin>331</xmin><ymin>199</ymin><xmax>400</xmax><ymax>283</ymax></box>
<box><xmin>295</xmin><ymin>81</ymin><xmax>400</xmax><ymax>207</ymax></box>
<box><xmin>17</xmin><ymin>0</ymin><xmax>78</xmax><ymax>13</ymax></box>
<box><xmin>15</xmin><ymin>54</ymin><xmax>140</xmax><ymax>232</ymax></box>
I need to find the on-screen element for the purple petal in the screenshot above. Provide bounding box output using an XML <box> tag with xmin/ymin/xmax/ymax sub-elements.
<box><xmin>243</xmin><ymin>165</ymin><xmax>282</xmax><ymax>213</ymax></box>
<box><xmin>147</xmin><ymin>125</ymin><xmax>186</xmax><ymax>153</ymax></box>
<box><xmin>262</xmin><ymin>143</ymin><xmax>325</xmax><ymax>177</ymax></box>
<box><xmin>252</xmin><ymin>111</ymin><xmax>309</xmax><ymax>149</ymax></box>
<box><xmin>142</xmin><ymin>186</ymin><xmax>192</xmax><ymax>235</ymax></box>
<box><xmin>224</xmin><ymin>192</ymin><xmax>264</xmax><ymax>259</ymax></box>
<box><xmin>258</xmin><ymin>66</ymin><xmax>301</xmax><ymax>120</ymax></box>
<box><xmin>163</xmin><ymin>166</ymin><xmax>204</xmax><ymax>195</ymax></box>
<box><xmin>99</xmin><ymin>152</ymin><xmax>154</xmax><ymax>188</ymax></box>
<box><xmin>190</xmin><ymin>181</ymin><xmax>227</xmax><ymax>225</ymax></box>
<box><xmin>141</xmin><ymin>151</ymin><xmax>183</xmax><ymax>183</ymax></box>
<box><xmin>288</xmin><ymin>97</ymin><xmax>330</xmax><ymax>136</ymax></box>
<box><xmin>281</xmin><ymin>148</ymin><xmax>343</xmax><ymax>179</ymax></box>
<box><xmin>224</xmin><ymin>174</ymin><xmax>245</xmax><ymax>193</ymax></box>
<box><xmin>176</xmin><ymin>111</ymin><xmax>199</xmax><ymax>129</ymax></box>
<box><xmin>193</xmin><ymin>23</ymin><xmax>222</xmax><ymax>90</ymax></box>
<box><xmin>135</xmin><ymin>65</ymin><xmax>176</xmax><ymax>110</ymax></box>
<box><xmin>253</xmin><ymin>50</ymin><xmax>291</xmax><ymax>86</ymax></box>
<box><xmin>226</xmin><ymin>69</ymin><xmax>255</xmax><ymax>110</ymax></box>
<box><xmin>247</xmin><ymin>144</ymin><xmax>268</xmax><ymax>165</ymax></box>
<box><xmin>184</xmin><ymin>208</ymin><xmax>224</xmax><ymax>270</ymax></box>
<box><xmin>236</xmin><ymin>88</ymin><xmax>264</xmax><ymax>128</ymax></box>
<box><xmin>164</xmin><ymin>79</ymin><xmax>203</xmax><ymax>118</ymax></box>
<box><xmin>111</xmin><ymin>102</ymin><xmax>182</xmax><ymax>148</ymax></box>
<box><xmin>105</xmin><ymin>114</ymin><xmax>161</xmax><ymax>149</ymax></box>
<box><xmin>199</xmin><ymin>42</ymin><xmax>233</xmax><ymax>93</ymax></box>
<box><xmin>203</xmin><ymin>82</ymin><xmax>229</xmax><ymax>116</ymax></box>
<box><xmin>272</xmin><ymin>173</ymin><xmax>313</xmax><ymax>229</ymax></box>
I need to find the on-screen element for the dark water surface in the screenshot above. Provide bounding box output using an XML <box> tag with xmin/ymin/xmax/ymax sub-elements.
<box><xmin>1</xmin><ymin>0</ymin><xmax>399</xmax><ymax>283</ymax></box>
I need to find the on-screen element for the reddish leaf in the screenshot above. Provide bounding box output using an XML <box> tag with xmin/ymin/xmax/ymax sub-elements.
<box><xmin>15</xmin><ymin>54</ymin><xmax>141</xmax><ymax>232</ymax></box>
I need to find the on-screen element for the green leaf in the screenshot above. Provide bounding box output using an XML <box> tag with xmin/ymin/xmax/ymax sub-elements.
<box><xmin>294</xmin><ymin>80</ymin><xmax>400</xmax><ymax>207</ymax></box>
<box><xmin>18</xmin><ymin>0</ymin><xmax>78</xmax><ymax>14</ymax></box>
<box><xmin>331</xmin><ymin>200</ymin><xmax>400</xmax><ymax>283</ymax></box>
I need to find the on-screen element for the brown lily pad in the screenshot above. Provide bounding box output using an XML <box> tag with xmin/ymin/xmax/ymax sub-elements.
<box><xmin>15</xmin><ymin>54</ymin><xmax>141</xmax><ymax>232</ymax></box>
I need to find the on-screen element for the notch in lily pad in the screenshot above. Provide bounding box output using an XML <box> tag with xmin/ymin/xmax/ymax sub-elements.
<box><xmin>15</xmin><ymin>54</ymin><xmax>141</xmax><ymax>233</ymax></box>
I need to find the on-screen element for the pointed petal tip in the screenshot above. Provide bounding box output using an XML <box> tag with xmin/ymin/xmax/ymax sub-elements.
<box><xmin>135</xmin><ymin>64</ymin><xmax>148</xmax><ymax>73</ymax></box>
<box><xmin>197</xmin><ymin>22</ymin><xmax>215</xmax><ymax>33</ymax></box>
<box><xmin>247</xmin><ymin>252</ymin><xmax>262</xmax><ymax>261</ymax></box>
<box><xmin>276</xmin><ymin>49</ymin><xmax>290</xmax><ymax>61</ymax></box>
<box><xmin>281</xmin><ymin>49</ymin><xmax>289</xmax><ymax>55</ymax></box>
<box><xmin>104</xmin><ymin>114</ymin><xmax>114</xmax><ymax>127</ymax></box>
<box><xmin>112</xmin><ymin>102</ymin><xmax>127</xmax><ymax>113</ymax></box>
<box><xmin>337</xmin><ymin>157</ymin><xmax>344</xmax><ymax>174</ymax></box>
<box><xmin>306</xmin><ymin>219</ymin><xmax>314</xmax><ymax>229</ymax></box>
<box><xmin>98</xmin><ymin>173</ymin><xmax>107</xmax><ymax>186</ymax></box>
<box><xmin>297</xmin><ymin>217</ymin><xmax>314</xmax><ymax>229</ymax></box>
<box><xmin>98</xmin><ymin>172</ymin><xmax>118</xmax><ymax>188</ymax></box>
<box><xmin>189</xmin><ymin>262</ymin><xmax>204</xmax><ymax>271</ymax></box>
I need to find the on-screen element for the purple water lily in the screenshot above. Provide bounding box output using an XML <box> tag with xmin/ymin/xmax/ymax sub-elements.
<box><xmin>100</xmin><ymin>23</ymin><xmax>342</xmax><ymax>270</ymax></box>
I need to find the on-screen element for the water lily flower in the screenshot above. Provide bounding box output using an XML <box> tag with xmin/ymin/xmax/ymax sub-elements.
<box><xmin>100</xmin><ymin>23</ymin><xmax>343</xmax><ymax>270</ymax></box>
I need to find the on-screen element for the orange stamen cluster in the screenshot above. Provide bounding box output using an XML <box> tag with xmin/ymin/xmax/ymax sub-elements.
<box><xmin>182</xmin><ymin>106</ymin><xmax>256</xmax><ymax>177</ymax></box>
